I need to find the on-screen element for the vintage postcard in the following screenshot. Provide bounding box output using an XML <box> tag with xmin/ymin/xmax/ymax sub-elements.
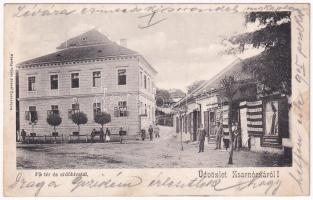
<box><xmin>3</xmin><ymin>3</ymin><xmax>310</xmax><ymax>196</ymax></box>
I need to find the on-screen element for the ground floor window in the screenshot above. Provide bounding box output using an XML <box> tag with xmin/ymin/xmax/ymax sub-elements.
<box><xmin>25</xmin><ymin>106</ymin><xmax>37</xmax><ymax>122</ymax></box>
<box><xmin>114</xmin><ymin>101</ymin><xmax>128</xmax><ymax>117</ymax></box>
<box><xmin>93</xmin><ymin>102</ymin><xmax>101</xmax><ymax>118</ymax></box>
<box><xmin>51</xmin><ymin>105</ymin><xmax>59</xmax><ymax>114</ymax></box>
<box><xmin>68</xmin><ymin>103</ymin><xmax>80</xmax><ymax>119</ymax></box>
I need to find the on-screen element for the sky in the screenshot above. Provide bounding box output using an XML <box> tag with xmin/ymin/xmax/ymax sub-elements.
<box><xmin>11</xmin><ymin>8</ymin><xmax>262</xmax><ymax>92</ymax></box>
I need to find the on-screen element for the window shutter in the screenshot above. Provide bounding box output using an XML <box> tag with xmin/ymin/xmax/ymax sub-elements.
<box><xmin>114</xmin><ymin>107</ymin><xmax>119</xmax><ymax>117</ymax></box>
<box><xmin>31</xmin><ymin>111</ymin><xmax>38</xmax><ymax>122</ymax></box>
<box><xmin>68</xmin><ymin>109</ymin><xmax>72</xmax><ymax>119</ymax></box>
<box><xmin>25</xmin><ymin>111</ymin><xmax>30</xmax><ymax>120</ymax></box>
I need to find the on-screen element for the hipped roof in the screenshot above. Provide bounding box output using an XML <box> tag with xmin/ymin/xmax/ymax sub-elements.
<box><xmin>18</xmin><ymin>29</ymin><xmax>138</xmax><ymax>66</ymax></box>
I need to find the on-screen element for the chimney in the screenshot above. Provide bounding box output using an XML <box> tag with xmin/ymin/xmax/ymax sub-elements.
<box><xmin>120</xmin><ymin>39</ymin><xmax>127</xmax><ymax>47</ymax></box>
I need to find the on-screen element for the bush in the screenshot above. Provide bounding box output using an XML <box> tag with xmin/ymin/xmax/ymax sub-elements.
<box><xmin>71</xmin><ymin>112</ymin><xmax>88</xmax><ymax>133</ymax></box>
<box><xmin>94</xmin><ymin>112</ymin><xmax>111</xmax><ymax>128</ymax></box>
<box><xmin>47</xmin><ymin>113</ymin><xmax>62</xmax><ymax>133</ymax></box>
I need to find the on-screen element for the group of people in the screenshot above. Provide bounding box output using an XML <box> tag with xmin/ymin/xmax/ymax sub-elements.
<box><xmin>90</xmin><ymin>127</ymin><xmax>111</xmax><ymax>143</ymax></box>
<box><xmin>91</xmin><ymin>127</ymin><xmax>126</xmax><ymax>143</ymax></box>
<box><xmin>197</xmin><ymin>121</ymin><xmax>241</xmax><ymax>153</ymax></box>
<box><xmin>141</xmin><ymin>125</ymin><xmax>160</xmax><ymax>141</ymax></box>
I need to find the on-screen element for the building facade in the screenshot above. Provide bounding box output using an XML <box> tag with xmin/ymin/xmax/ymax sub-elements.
<box><xmin>17</xmin><ymin>29</ymin><xmax>157</xmax><ymax>138</ymax></box>
<box><xmin>173</xmin><ymin>56</ymin><xmax>291</xmax><ymax>155</ymax></box>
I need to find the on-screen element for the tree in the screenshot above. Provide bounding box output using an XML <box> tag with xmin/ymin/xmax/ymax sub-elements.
<box><xmin>156</xmin><ymin>89</ymin><xmax>170</xmax><ymax>107</ymax></box>
<box><xmin>220</xmin><ymin>75</ymin><xmax>237</xmax><ymax>165</ymax></box>
<box><xmin>47</xmin><ymin>113</ymin><xmax>62</xmax><ymax>133</ymax></box>
<box><xmin>94</xmin><ymin>112</ymin><xmax>111</xmax><ymax>129</ymax></box>
<box><xmin>71</xmin><ymin>112</ymin><xmax>88</xmax><ymax>133</ymax></box>
<box><xmin>187</xmin><ymin>80</ymin><xmax>206</xmax><ymax>94</ymax></box>
<box><xmin>226</xmin><ymin>12</ymin><xmax>291</xmax><ymax>96</ymax></box>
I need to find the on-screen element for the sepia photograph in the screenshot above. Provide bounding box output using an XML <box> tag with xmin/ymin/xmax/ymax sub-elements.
<box><xmin>3</xmin><ymin>3</ymin><xmax>310</xmax><ymax>197</ymax></box>
<box><xmin>14</xmin><ymin>7</ymin><xmax>292</xmax><ymax>169</ymax></box>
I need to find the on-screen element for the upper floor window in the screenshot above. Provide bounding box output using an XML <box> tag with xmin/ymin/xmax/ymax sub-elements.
<box><xmin>93</xmin><ymin>71</ymin><xmax>101</xmax><ymax>87</ymax></box>
<box><xmin>28</xmin><ymin>76</ymin><xmax>36</xmax><ymax>91</ymax></box>
<box><xmin>71</xmin><ymin>73</ymin><xmax>79</xmax><ymax>88</ymax></box>
<box><xmin>50</xmin><ymin>75</ymin><xmax>58</xmax><ymax>90</ymax></box>
<box><xmin>118</xmin><ymin>69</ymin><xmax>126</xmax><ymax>85</ymax></box>
<box><xmin>144</xmin><ymin>75</ymin><xmax>147</xmax><ymax>89</ymax></box>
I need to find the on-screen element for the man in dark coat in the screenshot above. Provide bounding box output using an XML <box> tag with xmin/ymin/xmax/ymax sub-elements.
<box><xmin>21</xmin><ymin>129</ymin><xmax>26</xmax><ymax>142</ymax></box>
<box><xmin>119</xmin><ymin>127</ymin><xmax>124</xmax><ymax>144</ymax></box>
<box><xmin>148</xmin><ymin>125</ymin><xmax>153</xmax><ymax>141</ymax></box>
<box><xmin>198</xmin><ymin>124</ymin><xmax>205</xmax><ymax>153</ymax></box>
<box><xmin>99</xmin><ymin>127</ymin><xmax>104</xmax><ymax>142</ymax></box>
<box><xmin>91</xmin><ymin>129</ymin><xmax>96</xmax><ymax>143</ymax></box>
<box><xmin>214</xmin><ymin>122</ymin><xmax>223</xmax><ymax>149</ymax></box>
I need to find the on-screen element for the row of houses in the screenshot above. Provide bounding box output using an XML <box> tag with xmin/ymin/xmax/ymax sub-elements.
<box><xmin>16</xmin><ymin>29</ymin><xmax>157</xmax><ymax>138</ymax></box>
<box><xmin>172</xmin><ymin>54</ymin><xmax>291</xmax><ymax>157</ymax></box>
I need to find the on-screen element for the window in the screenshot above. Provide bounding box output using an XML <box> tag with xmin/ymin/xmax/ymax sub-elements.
<box><xmin>72</xmin><ymin>103</ymin><xmax>80</xmax><ymax>111</ymax></box>
<box><xmin>144</xmin><ymin>75</ymin><xmax>147</xmax><ymax>89</ymax></box>
<box><xmin>68</xmin><ymin>103</ymin><xmax>79</xmax><ymax>119</ymax></box>
<box><xmin>148</xmin><ymin>77</ymin><xmax>150</xmax><ymax>91</ymax></box>
<box><xmin>210</xmin><ymin>112</ymin><xmax>215</xmax><ymax>122</ymax></box>
<box><xmin>140</xmin><ymin>102</ymin><xmax>143</xmax><ymax>114</ymax></box>
<box><xmin>118</xmin><ymin>69</ymin><xmax>126</xmax><ymax>85</ymax></box>
<box><xmin>92</xmin><ymin>71</ymin><xmax>101</xmax><ymax>87</ymax></box>
<box><xmin>71</xmin><ymin>73</ymin><xmax>79</xmax><ymax>88</ymax></box>
<box><xmin>25</xmin><ymin>106</ymin><xmax>37</xmax><ymax>122</ymax></box>
<box><xmin>48</xmin><ymin>105</ymin><xmax>59</xmax><ymax>116</ymax></box>
<box><xmin>28</xmin><ymin>77</ymin><xmax>35</xmax><ymax>91</ymax></box>
<box><xmin>51</xmin><ymin>105</ymin><xmax>59</xmax><ymax>114</ymax></box>
<box><xmin>148</xmin><ymin>105</ymin><xmax>151</xmax><ymax>118</ymax></box>
<box><xmin>140</xmin><ymin>71</ymin><xmax>143</xmax><ymax>88</ymax></box>
<box><xmin>151</xmin><ymin>106</ymin><xmax>154</xmax><ymax>120</ymax></box>
<box><xmin>50</xmin><ymin>75</ymin><xmax>58</xmax><ymax>90</ymax></box>
<box><xmin>114</xmin><ymin>101</ymin><xmax>128</xmax><ymax>117</ymax></box>
<box><xmin>144</xmin><ymin>104</ymin><xmax>147</xmax><ymax>115</ymax></box>
<box><xmin>93</xmin><ymin>102</ymin><xmax>101</xmax><ymax>118</ymax></box>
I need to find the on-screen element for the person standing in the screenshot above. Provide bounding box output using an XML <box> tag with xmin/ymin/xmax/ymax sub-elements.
<box><xmin>105</xmin><ymin>128</ymin><xmax>111</xmax><ymax>142</ymax></box>
<box><xmin>223</xmin><ymin>129</ymin><xmax>230</xmax><ymax>151</ymax></box>
<box><xmin>148</xmin><ymin>125</ymin><xmax>154</xmax><ymax>141</ymax></box>
<box><xmin>233</xmin><ymin>122</ymin><xmax>241</xmax><ymax>151</ymax></box>
<box><xmin>21</xmin><ymin>129</ymin><xmax>26</xmax><ymax>142</ymax></box>
<box><xmin>154</xmin><ymin>125</ymin><xmax>160</xmax><ymax>138</ymax></box>
<box><xmin>99</xmin><ymin>127</ymin><xmax>104</xmax><ymax>142</ymax></box>
<box><xmin>119</xmin><ymin>127</ymin><xmax>124</xmax><ymax>144</ymax></box>
<box><xmin>198</xmin><ymin>124</ymin><xmax>205</xmax><ymax>153</ymax></box>
<box><xmin>91</xmin><ymin>128</ymin><xmax>96</xmax><ymax>143</ymax></box>
<box><xmin>141</xmin><ymin>129</ymin><xmax>146</xmax><ymax>141</ymax></box>
<box><xmin>214</xmin><ymin>122</ymin><xmax>223</xmax><ymax>149</ymax></box>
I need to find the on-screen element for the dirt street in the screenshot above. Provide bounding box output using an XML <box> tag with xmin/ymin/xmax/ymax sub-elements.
<box><xmin>16</xmin><ymin>126</ymin><xmax>288</xmax><ymax>169</ymax></box>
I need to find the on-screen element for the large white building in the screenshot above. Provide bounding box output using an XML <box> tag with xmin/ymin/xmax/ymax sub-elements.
<box><xmin>17</xmin><ymin>29</ymin><xmax>157</xmax><ymax>138</ymax></box>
